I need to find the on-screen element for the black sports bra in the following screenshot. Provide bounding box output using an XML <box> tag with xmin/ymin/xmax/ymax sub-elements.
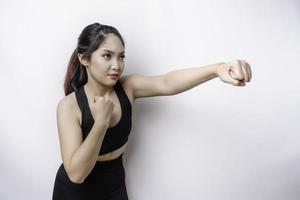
<box><xmin>75</xmin><ymin>80</ymin><xmax>132</xmax><ymax>155</ymax></box>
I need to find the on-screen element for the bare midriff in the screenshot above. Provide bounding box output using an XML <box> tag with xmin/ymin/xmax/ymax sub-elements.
<box><xmin>97</xmin><ymin>142</ymin><xmax>127</xmax><ymax>161</ymax></box>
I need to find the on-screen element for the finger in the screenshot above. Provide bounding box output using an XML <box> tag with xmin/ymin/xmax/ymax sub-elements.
<box><xmin>245</xmin><ymin>61</ymin><xmax>252</xmax><ymax>81</ymax></box>
<box><xmin>229</xmin><ymin>68</ymin><xmax>236</xmax><ymax>78</ymax></box>
<box><xmin>240</xmin><ymin>60</ymin><xmax>249</xmax><ymax>82</ymax></box>
<box><xmin>229</xmin><ymin>66</ymin><xmax>244</xmax><ymax>84</ymax></box>
<box><xmin>227</xmin><ymin>69</ymin><xmax>242</xmax><ymax>86</ymax></box>
<box><xmin>232</xmin><ymin>60</ymin><xmax>245</xmax><ymax>81</ymax></box>
<box><xmin>231</xmin><ymin>79</ymin><xmax>244</xmax><ymax>86</ymax></box>
<box><xmin>237</xmin><ymin>80</ymin><xmax>246</xmax><ymax>86</ymax></box>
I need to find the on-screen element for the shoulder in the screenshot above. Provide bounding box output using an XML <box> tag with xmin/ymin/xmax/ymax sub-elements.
<box><xmin>119</xmin><ymin>75</ymin><xmax>136</xmax><ymax>104</ymax></box>
<box><xmin>57</xmin><ymin>91</ymin><xmax>81</xmax><ymax>123</ymax></box>
<box><xmin>118</xmin><ymin>73</ymin><xmax>169</xmax><ymax>99</ymax></box>
<box><xmin>57</xmin><ymin>92</ymin><xmax>76</xmax><ymax>111</ymax></box>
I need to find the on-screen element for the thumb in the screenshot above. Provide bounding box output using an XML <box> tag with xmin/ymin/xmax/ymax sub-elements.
<box><xmin>227</xmin><ymin>69</ymin><xmax>242</xmax><ymax>86</ymax></box>
<box><xmin>229</xmin><ymin>68</ymin><xmax>239</xmax><ymax>80</ymax></box>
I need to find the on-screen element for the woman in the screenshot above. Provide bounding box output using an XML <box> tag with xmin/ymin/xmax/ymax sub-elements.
<box><xmin>52</xmin><ymin>22</ymin><xmax>252</xmax><ymax>200</ymax></box>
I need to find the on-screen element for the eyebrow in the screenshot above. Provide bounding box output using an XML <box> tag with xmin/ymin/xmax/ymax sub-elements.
<box><xmin>101</xmin><ymin>49</ymin><xmax>125</xmax><ymax>54</ymax></box>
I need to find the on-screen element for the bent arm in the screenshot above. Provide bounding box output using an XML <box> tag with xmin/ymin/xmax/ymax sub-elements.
<box><xmin>68</xmin><ymin>122</ymin><xmax>108</xmax><ymax>183</ymax></box>
<box><xmin>57</xmin><ymin>99</ymin><xmax>109</xmax><ymax>184</ymax></box>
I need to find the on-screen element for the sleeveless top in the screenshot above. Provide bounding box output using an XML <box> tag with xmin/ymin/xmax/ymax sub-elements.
<box><xmin>75</xmin><ymin>80</ymin><xmax>132</xmax><ymax>155</ymax></box>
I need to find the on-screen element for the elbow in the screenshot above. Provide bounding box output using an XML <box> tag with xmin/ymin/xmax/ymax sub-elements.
<box><xmin>68</xmin><ymin>172</ymin><xmax>85</xmax><ymax>184</ymax></box>
<box><xmin>165</xmin><ymin>87</ymin><xmax>179</xmax><ymax>96</ymax></box>
<box><xmin>163</xmin><ymin>75</ymin><xmax>179</xmax><ymax>96</ymax></box>
<box><xmin>65</xmin><ymin>165</ymin><xmax>86</xmax><ymax>184</ymax></box>
<box><xmin>70</xmin><ymin>177</ymin><xmax>85</xmax><ymax>184</ymax></box>
<box><xmin>164</xmin><ymin>79</ymin><xmax>182</xmax><ymax>95</ymax></box>
<box><xmin>63</xmin><ymin>158</ymin><xmax>92</xmax><ymax>184</ymax></box>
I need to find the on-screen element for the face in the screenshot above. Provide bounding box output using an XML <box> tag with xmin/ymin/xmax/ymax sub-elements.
<box><xmin>80</xmin><ymin>33</ymin><xmax>125</xmax><ymax>87</ymax></box>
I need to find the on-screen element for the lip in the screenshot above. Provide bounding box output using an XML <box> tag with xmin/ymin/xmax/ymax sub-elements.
<box><xmin>107</xmin><ymin>74</ymin><xmax>119</xmax><ymax>80</ymax></box>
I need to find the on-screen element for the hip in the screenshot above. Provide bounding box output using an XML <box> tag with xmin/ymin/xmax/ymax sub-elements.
<box><xmin>53</xmin><ymin>154</ymin><xmax>126</xmax><ymax>197</ymax></box>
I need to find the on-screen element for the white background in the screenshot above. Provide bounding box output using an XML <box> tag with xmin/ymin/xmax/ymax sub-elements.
<box><xmin>1</xmin><ymin>0</ymin><xmax>300</xmax><ymax>199</ymax></box>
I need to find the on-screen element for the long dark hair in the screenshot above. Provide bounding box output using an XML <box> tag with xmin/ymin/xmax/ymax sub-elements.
<box><xmin>64</xmin><ymin>23</ymin><xmax>125</xmax><ymax>96</ymax></box>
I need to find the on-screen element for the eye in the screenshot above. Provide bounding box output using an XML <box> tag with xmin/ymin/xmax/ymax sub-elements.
<box><xmin>103</xmin><ymin>54</ymin><xmax>111</xmax><ymax>59</ymax></box>
<box><xmin>120</xmin><ymin>55</ymin><xmax>126</xmax><ymax>60</ymax></box>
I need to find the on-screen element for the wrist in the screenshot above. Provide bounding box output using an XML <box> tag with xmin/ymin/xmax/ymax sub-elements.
<box><xmin>214</xmin><ymin>62</ymin><xmax>226</xmax><ymax>77</ymax></box>
<box><xmin>94</xmin><ymin>121</ymin><xmax>109</xmax><ymax>129</ymax></box>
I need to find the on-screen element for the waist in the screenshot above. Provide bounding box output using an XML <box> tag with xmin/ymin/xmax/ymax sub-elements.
<box><xmin>58</xmin><ymin>153</ymin><xmax>124</xmax><ymax>178</ymax></box>
<box><xmin>92</xmin><ymin>153</ymin><xmax>124</xmax><ymax>173</ymax></box>
<box><xmin>96</xmin><ymin>153</ymin><xmax>123</xmax><ymax>164</ymax></box>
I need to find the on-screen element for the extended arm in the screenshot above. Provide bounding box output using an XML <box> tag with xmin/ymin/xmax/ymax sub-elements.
<box><xmin>122</xmin><ymin>59</ymin><xmax>252</xmax><ymax>99</ymax></box>
<box><xmin>164</xmin><ymin>63</ymin><xmax>221</xmax><ymax>95</ymax></box>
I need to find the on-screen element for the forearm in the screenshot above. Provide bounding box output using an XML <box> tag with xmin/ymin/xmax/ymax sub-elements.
<box><xmin>69</xmin><ymin>122</ymin><xmax>108</xmax><ymax>182</ymax></box>
<box><xmin>165</xmin><ymin>62</ymin><xmax>223</xmax><ymax>95</ymax></box>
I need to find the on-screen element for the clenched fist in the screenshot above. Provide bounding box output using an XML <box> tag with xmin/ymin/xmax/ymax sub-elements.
<box><xmin>90</xmin><ymin>95</ymin><xmax>114</xmax><ymax>126</ymax></box>
<box><xmin>217</xmin><ymin>59</ymin><xmax>252</xmax><ymax>86</ymax></box>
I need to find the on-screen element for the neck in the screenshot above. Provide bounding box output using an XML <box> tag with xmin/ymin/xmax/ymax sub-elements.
<box><xmin>84</xmin><ymin>81</ymin><xmax>114</xmax><ymax>98</ymax></box>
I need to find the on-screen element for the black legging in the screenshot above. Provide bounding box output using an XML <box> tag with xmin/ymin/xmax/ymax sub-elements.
<box><xmin>52</xmin><ymin>154</ymin><xmax>128</xmax><ymax>200</ymax></box>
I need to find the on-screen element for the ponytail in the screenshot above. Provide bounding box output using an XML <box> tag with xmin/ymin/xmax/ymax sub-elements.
<box><xmin>63</xmin><ymin>48</ymin><xmax>88</xmax><ymax>96</ymax></box>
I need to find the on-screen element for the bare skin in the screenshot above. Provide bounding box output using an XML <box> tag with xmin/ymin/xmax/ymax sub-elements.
<box><xmin>56</xmin><ymin>78</ymin><xmax>134</xmax><ymax>183</ymax></box>
<box><xmin>79</xmin><ymin>79</ymin><xmax>134</xmax><ymax>161</ymax></box>
<box><xmin>57</xmin><ymin>33</ymin><xmax>252</xmax><ymax>183</ymax></box>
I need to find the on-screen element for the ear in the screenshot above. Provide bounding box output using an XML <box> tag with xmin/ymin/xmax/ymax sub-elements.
<box><xmin>77</xmin><ymin>53</ymin><xmax>89</xmax><ymax>67</ymax></box>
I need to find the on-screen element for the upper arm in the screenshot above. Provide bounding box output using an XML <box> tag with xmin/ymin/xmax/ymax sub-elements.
<box><xmin>121</xmin><ymin>74</ymin><xmax>173</xmax><ymax>99</ymax></box>
<box><xmin>56</xmin><ymin>97</ymin><xmax>82</xmax><ymax>177</ymax></box>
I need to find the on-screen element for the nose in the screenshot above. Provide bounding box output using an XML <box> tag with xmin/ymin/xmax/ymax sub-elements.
<box><xmin>111</xmin><ymin>59</ymin><xmax>122</xmax><ymax>71</ymax></box>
